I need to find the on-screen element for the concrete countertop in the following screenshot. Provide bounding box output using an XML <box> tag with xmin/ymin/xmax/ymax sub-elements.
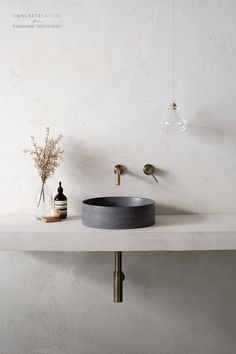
<box><xmin>0</xmin><ymin>214</ymin><xmax>235</xmax><ymax>251</ymax></box>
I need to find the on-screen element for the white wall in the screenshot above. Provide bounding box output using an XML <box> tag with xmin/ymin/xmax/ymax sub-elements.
<box><xmin>0</xmin><ymin>1</ymin><xmax>236</xmax><ymax>353</ymax></box>
<box><xmin>0</xmin><ymin>0</ymin><xmax>236</xmax><ymax>214</ymax></box>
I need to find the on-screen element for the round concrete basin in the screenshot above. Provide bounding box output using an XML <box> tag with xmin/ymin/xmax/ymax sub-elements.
<box><xmin>82</xmin><ymin>196</ymin><xmax>155</xmax><ymax>229</ymax></box>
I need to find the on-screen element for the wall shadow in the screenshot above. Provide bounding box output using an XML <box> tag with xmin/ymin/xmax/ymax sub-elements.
<box><xmin>186</xmin><ymin>111</ymin><xmax>225</xmax><ymax>148</ymax></box>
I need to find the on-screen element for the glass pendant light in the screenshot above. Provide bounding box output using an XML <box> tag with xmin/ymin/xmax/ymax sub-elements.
<box><xmin>161</xmin><ymin>0</ymin><xmax>187</xmax><ymax>134</ymax></box>
<box><xmin>162</xmin><ymin>102</ymin><xmax>187</xmax><ymax>134</ymax></box>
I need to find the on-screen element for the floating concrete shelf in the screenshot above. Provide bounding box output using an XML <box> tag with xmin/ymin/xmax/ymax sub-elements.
<box><xmin>0</xmin><ymin>214</ymin><xmax>236</xmax><ymax>252</ymax></box>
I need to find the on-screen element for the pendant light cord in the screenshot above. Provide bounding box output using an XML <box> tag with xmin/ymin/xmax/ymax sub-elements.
<box><xmin>172</xmin><ymin>0</ymin><xmax>175</xmax><ymax>103</ymax></box>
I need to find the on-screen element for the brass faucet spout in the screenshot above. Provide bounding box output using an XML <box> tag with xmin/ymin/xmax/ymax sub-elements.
<box><xmin>114</xmin><ymin>164</ymin><xmax>122</xmax><ymax>185</ymax></box>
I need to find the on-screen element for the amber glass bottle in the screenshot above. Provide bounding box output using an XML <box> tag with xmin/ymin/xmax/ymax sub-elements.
<box><xmin>54</xmin><ymin>182</ymin><xmax>67</xmax><ymax>219</ymax></box>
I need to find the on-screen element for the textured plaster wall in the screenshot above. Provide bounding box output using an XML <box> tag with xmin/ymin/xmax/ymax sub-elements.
<box><xmin>0</xmin><ymin>0</ymin><xmax>236</xmax><ymax>215</ymax></box>
<box><xmin>1</xmin><ymin>251</ymin><xmax>236</xmax><ymax>354</ymax></box>
<box><xmin>0</xmin><ymin>0</ymin><xmax>236</xmax><ymax>353</ymax></box>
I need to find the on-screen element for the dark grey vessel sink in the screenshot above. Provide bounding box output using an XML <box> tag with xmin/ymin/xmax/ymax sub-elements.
<box><xmin>82</xmin><ymin>196</ymin><xmax>155</xmax><ymax>229</ymax></box>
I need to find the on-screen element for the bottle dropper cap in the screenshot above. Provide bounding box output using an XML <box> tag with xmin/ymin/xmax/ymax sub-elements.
<box><xmin>58</xmin><ymin>181</ymin><xmax>63</xmax><ymax>193</ymax></box>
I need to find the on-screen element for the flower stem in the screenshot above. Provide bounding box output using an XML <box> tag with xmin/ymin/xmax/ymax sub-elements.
<box><xmin>37</xmin><ymin>182</ymin><xmax>45</xmax><ymax>207</ymax></box>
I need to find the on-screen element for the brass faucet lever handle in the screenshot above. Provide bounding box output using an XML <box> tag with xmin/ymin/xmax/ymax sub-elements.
<box><xmin>143</xmin><ymin>164</ymin><xmax>158</xmax><ymax>182</ymax></box>
<box><xmin>114</xmin><ymin>164</ymin><xmax>122</xmax><ymax>185</ymax></box>
<box><xmin>151</xmin><ymin>174</ymin><xmax>159</xmax><ymax>183</ymax></box>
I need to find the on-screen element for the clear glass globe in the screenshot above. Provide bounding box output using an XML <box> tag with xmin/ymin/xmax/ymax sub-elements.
<box><xmin>161</xmin><ymin>102</ymin><xmax>187</xmax><ymax>134</ymax></box>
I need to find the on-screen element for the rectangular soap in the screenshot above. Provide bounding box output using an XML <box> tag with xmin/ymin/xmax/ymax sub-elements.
<box><xmin>41</xmin><ymin>216</ymin><xmax>61</xmax><ymax>223</ymax></box>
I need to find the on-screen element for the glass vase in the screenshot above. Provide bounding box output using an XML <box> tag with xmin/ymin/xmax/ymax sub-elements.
<box><xmin>35</xmin><ymin>183</ymin><xmax>53</xmax><ymax>220</ymax></box>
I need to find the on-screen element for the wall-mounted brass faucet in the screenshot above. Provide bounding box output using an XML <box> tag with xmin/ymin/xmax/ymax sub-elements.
<box><xmin>114</xmin><ymin>164</ymin><xmax>123</xmax><ymax>185</ymax></box>
<box><xmin>143</xmin><ymin>164</ymin><xmax>158</xmax><ymax>182</ymax></box>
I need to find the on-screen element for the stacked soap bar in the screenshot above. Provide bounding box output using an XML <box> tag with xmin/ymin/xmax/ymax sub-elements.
<box><xmin>42</xmin><ymin>216</ymin><xmax>61</xmax><ymax>223</ymax></box>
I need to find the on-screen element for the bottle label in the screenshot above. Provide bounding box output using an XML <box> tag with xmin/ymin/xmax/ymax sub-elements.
<box><xmin>54</xmin><ymin>201</ymin><xmax>67</xmax><ymax>215</ymax></box>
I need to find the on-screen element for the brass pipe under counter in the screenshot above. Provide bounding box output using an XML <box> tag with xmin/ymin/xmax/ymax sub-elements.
<box><xmin>114</xmin><ymin>251</ymin><xmax>125</xmax><ymax>303</ymax></box>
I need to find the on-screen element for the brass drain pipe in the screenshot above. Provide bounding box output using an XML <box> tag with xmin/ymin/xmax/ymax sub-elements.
<box><xmin>114</xmin><ymin>251</ymin><xmax>125</xmax><ymax>303</ymax></box>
